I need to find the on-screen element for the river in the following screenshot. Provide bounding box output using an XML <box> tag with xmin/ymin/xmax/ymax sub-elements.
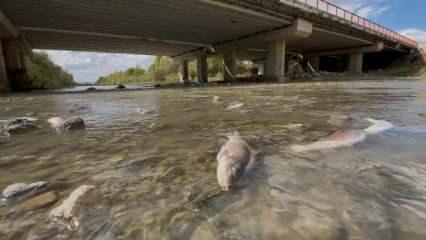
<box><xmin>1</xmin><ymin>80</ymin><xmax>426</xmax><ymax>239</ymax></box>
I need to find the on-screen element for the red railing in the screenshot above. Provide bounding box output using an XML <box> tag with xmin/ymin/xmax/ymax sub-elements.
<box><xmin>288</xmin><ymin>0</ymin><xmax>417</xmax><ymax>48</ymax></box>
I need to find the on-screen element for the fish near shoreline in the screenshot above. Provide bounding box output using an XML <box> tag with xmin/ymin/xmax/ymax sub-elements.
<box><xmin>216</xmin><ymin>133</ymin><xmax>258</xmax><ymax>191</ymax></box>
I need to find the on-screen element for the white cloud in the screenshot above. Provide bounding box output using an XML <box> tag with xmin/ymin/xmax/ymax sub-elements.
<box><xmin>36</xmin><ymin>50</ymin><xmax>155</xmax><ymax>83</ymax></box>
<box><xmin>329</xmin><ymin>0</ymin><xmax>389</xmax><ymax>19</ymax></box>
<box><xmin>399</xmin><ymin>28</ymin><xmax>426</xmax><ymax>44</ymax></box>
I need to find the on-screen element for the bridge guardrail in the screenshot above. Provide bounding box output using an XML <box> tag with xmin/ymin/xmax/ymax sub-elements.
<box><xmin>284</xmin><ymin>0</ymin><xmax>417</xmax><ymax>48</ymax></box>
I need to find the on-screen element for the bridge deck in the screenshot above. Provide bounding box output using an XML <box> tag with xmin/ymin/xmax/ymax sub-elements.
<box><xmin>0</xmin><ymin>0</ymin><xmax>417</xmax><ymax>57</ymax></box>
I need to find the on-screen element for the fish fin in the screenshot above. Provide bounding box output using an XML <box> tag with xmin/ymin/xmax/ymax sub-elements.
<box><xmin>366</xmin><ymin>118</ymin><xmax>378</xmax><ymax>124</ymax></box>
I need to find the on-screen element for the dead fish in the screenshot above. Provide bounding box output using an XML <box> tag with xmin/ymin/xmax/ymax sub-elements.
<box><xmin>363</xmin><ymin>118</ymin><xmax>394</xmax><ymax>135</ymax></box>
<box><xmin>291</xmin><ymin>129</ymin><xmax>366</xmax><ymax>153</ymax></box>
<box><xmin>226</xmin><ymin>102</ymin><xmax>244</xmax><ymax>110</ymax></box>
<box><xmin>216</xmin><ymin>133</ymin><xmax>258</xmax><ymax>191</ymax></box>
<box><xmin>213</xmin><ymin>96</ymin><xmax>221</xmax><ymax>104</ymax></box>
<box><xmin>47</xmin><ymin>117</ymin><xmax>85</xmax><ymax>132</ymax></box>
<box><xmin>48</xmin><ymin>117</ymin><xmax>65</xmax><ymax>129</ymax></box>
<box><xmin>49</xmin><ymin>185</ymin><xmax>95</xmax><ymax>230</ymax></box>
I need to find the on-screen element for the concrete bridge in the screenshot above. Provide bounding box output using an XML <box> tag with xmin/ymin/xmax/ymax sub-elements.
<box><xmin>0</xmin><ymin>0</ymin><xmax>418</xmax><ymax>92</ymax></box>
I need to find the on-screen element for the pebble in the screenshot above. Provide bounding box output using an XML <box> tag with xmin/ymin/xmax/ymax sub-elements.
<box><xmin>13</xmin><ymin>191</ymin><xmax>57</xmax><ymax>211</ymax></box>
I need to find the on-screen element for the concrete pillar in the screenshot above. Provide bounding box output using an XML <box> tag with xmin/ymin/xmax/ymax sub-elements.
<box><xmin>0</xmin><ymin>40</ymin><xmax>10</xmax><ymax>93</ymax></box>
<box><xmin>197</xmin><ymin>55</ymin><xmax>208</xmax><ymax>84</ymax></box>
<box><xmin>4</xmin><ymin>41</ymin><xmax>23</xmax><ymax>71</ymax></box>
<box><xmin>179</xmin><ymin>59</ymin><xmax>189</xmax><ymax>83</ymax></box>
<box><xmin>347</xmin><ymin>53</ymin><xmax>363</xmax><ymax>74</ymax></box>
<box><xmin>223</xmin><ymin>49</ymin><xmax>236</xmax><ymax>81</ymax></box>
<box><xmin>265</xmin><ymin>39</ymin><xmax>286</xmax><ymax>82</ymax></box>
<box><xmin>3</xmin><ymin>41</ymin><xmax>29</xmax><ymax>91</ymax></box>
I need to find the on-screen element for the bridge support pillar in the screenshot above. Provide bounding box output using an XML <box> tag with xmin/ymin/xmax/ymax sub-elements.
<box><xmin>265</xmin><ymin>39</ymin><xmax>286</xmax><ymax>82</ymax></box>
<box><xmin>347</xmin><ymin>52</ymin><xmax>363</xmax><ymax>74</ymax></box>
<box><xmin>179</xmin><ymin>59</ymin><xmax>189</xmax><ymax>83</ymax></box>
<box><xmin>3</xmin><ymin>41</ymin><xmax>30</xmax><ymax>90</ymax></box>
<box><xmin>0</xmin><ymin>40</ymin><xmax>10</xmax><ymax>93</ymax></box>
<box><xmin>197</xmin><ymin>55</ymin><xmax>208</xmax><ymax>84</ymax></box>
<box><xmin>223</xmin><ymin>49</ymin><xmax>237</xmax><ymax>81</ymax></box>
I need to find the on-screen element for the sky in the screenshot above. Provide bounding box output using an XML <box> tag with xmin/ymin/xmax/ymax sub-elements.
<box><xmin>41</xmin><ymin>0</ymin><xmax>426</xmax><ymax>83</ymax></box>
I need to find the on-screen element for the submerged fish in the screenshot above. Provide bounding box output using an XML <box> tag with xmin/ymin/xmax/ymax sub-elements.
<box><xmin>226</xmin><ymin>102</ymin><xmax>244</xmax><ymax>110</ymax></box>
<box><xmin>216</xmin><ymin>133</ymin><xmax>257</xmax><ymax>191</ymax></box>
<box><xmin>363</xmin><ymin>118</ymin><xmax>394</xmax><ymax>135</ymax></box>
<box><xmin>291</xmin><ymin>129</ymin><xmax>367</xmax><ymax>153</ymax></box>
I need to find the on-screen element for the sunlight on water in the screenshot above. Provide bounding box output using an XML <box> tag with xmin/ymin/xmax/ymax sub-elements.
<box><xmin>1</xmin><ymin>80</ymin><xmax>426</xmax><ymax>239</ymax></box>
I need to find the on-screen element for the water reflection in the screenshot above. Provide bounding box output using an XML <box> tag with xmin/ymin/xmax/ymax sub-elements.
<box><xmin>1</xmin><ymin>80</ymin><xmax>426</xmax><ymax>239</ymax></box>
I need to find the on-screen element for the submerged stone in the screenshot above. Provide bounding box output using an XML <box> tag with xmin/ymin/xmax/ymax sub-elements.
<box><xmin>2</xmin><ymin>181</ymin><xmax>48</xmax><ymax>200</ymax></box>
<box><xmin>3</xmin><ymin>118</ymin><xmax>38</xmax><ymax>135</ymax></box>
<box><xmin>63</xmin><ymin>117</ymin><xmax>86</xmax><ymax>131</ymax></box>
<box><xmin>13</xmin><ymin>191</ymin><xmax>58</xmax><ymax>211</ymax></box>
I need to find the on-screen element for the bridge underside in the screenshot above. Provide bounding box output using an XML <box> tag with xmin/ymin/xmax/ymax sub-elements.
<box><xmin>0</xmin><ymin>0</ymin><xmax>417</xmax><ymax>91</ymax></box>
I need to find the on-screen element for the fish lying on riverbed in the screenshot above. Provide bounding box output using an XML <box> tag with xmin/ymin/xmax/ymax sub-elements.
<box><xmin>291</xmin><ymin>129</ymin><xmax>367</xmax><ymax>153</ymax></box>
<box><xmin>290</xmin><ymin>118</ymin><xmax>394</xmax><ymax>152</ymax></box>
<box><xmin>217</xmin><ymin>133</ymin><xmax>258</xmax><ymax>191</ymax></box>
<box><xmin>363</xmin><ymin>118</ymin><xmax>394</xmax><ymax>135</ymax></box>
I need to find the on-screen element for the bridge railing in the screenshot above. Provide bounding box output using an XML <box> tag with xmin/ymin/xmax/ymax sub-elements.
<box><xmin>280</xmin><ymin>0</ymin><xmax>417</xmax><ymax>48</ymax></box>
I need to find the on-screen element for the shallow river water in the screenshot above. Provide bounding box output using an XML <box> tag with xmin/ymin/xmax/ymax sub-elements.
<box><xmin>1</xmin><ymin>80</ymin><xmax>426</xmax><ymax>240</ymax></box>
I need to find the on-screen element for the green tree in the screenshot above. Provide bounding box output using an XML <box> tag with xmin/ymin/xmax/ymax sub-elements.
<box><xmin>25</xmin><ymin>52</ymin><xmax>75</xmax><ymax>89</ymax></box>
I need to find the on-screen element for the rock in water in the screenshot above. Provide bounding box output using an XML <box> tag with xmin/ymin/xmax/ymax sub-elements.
<box><xmin>216</xmin><ymin>133</ymin><xmax>258</xmax><ymax>191</ymax></box>
<box><xmin>63</xmin><ymin>117</ymin><xmax>85</xmax><ymax>131</ymax></box>
<box><xmin>86</xmin><ymin>87</ymin><xmax>96</xmax><ymax>91</ymax></box>
<box><xmin>291</xmin><ymin>129</ymin><xmax>366</xmax><ymax>153</ymax></box>
<box><xmin>49</xmin><ymin>185</ymin><xmax>95</xmax><ymax>229</ymax></box>
<box><xmin>13</xmin><ymin>191</ymin><xmax>58</xmax><ymax>211</ymax></box>
<box><xmin>3</xmin><ymin>118</ymin><xmax>38</xmax><ymax>135</ymax></box>
<box><xmin>363</xmin><ymin>118</ymin><xmax>394</xmax><ymax>135</ymax></box>
<box><xmin>2</xmin><ymin>181</ymin><xmax>48</xmax><ymax>200</ymax></box>
<box><xmin>48</xmin><ymin>117</ymin><xmax>86</xmax><ymax>131</ymax></box>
